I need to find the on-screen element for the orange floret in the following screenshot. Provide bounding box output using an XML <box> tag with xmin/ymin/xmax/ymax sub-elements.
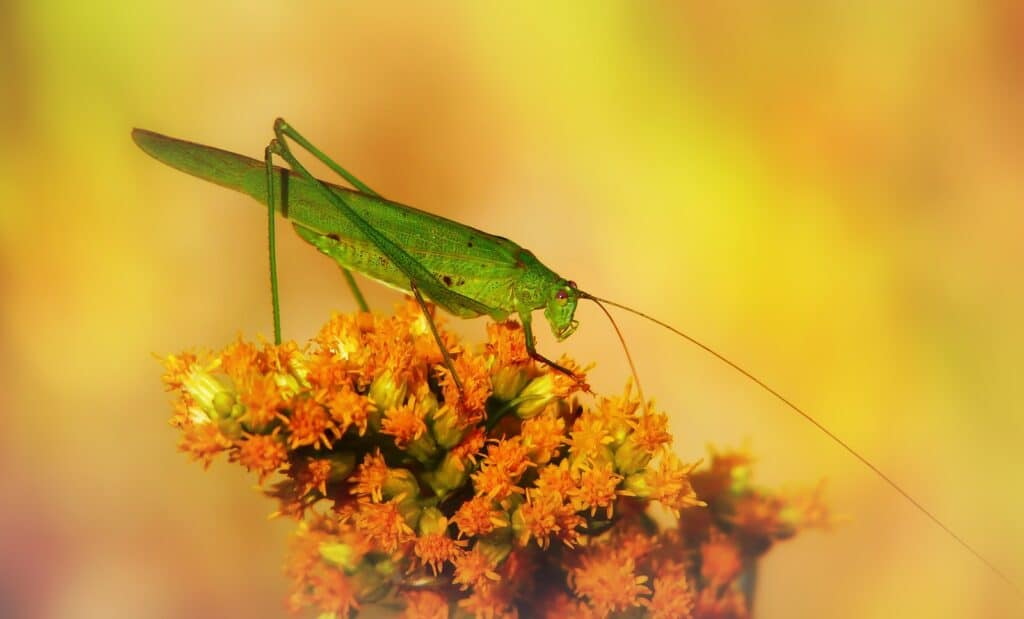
<box><xmin>452</xmin><ymin>548</ymin><xmax>501</xmax><ymax>591</ymax></box>
<box><xmin>629</xmin><ymin>410</ymin><xmax>673</xmax><ymax>455</ymax></box>
<box><xmin>569</xmin><ymin>461</ymin><xmax>623</xmax><ymax>518</ymax></box>
<box><xmin>414</xmin><ymin>531</ymin><xmax>467</xmax><ymax>575</ymax></box>
<box><xmin>238</xmin><ymin>373</ymin><xmax>283</xmax><ymax>430</ymax></box>
<box><xmin>350</xmin><ymin>450</ymin><xmax>390</xmax><ymax>502</ymax></box>
<box><xmin>178</xmin><ymin>420</ymin><xmax>233</xmax><ymax>467</ymax></box>
<box><xmin>646</xmin><ymin>454</ymin><xmax>705</xmax><ymax>516</ymax></box>
<box><xmin>514</xmin><ymin>489</ymin><xmax>583</xmax><ymax>549</ymax></box>
<box><xmin>292</xmin><ymin>457</ymin><xmax>333</xmax><ymax>496</ymax></box>
<box><xmin>353</xmin><ymin>499</ymin><xmax>414</xmax><ymax>553</ymax></box>
<box><xmin>287</xmin><ymin>397</ymin><xmax>334</xmax><ymax>449</ymax></box>
<box><xmin>520</xmin><ymin>410</ymin><xmax>565</xmax><ymax>465</ymax></box>
<box><xmin>566</xmin><ymin>411</ymin><xmax>615</xmax><ymax>465</ymax></box>
<box><xmin>533</xmin><ymin>460</ymin><xmax>577</xmax><ymax>497</ymax></box>
<box><xmin>162</xmin><ymin>351</ymin><xmax>200</xmax><ymax>391</ymax></box>
<box><xmin>231</xmin><ymin>431</ymin><xmax>288</xmax><ymax>481</ymax></box>
<box><xmin>569</xmin><ymin>546</ymin><xmax>650</xmax><ymax>617</ymax></box>
<box><xmin>382</xmin><ymin>399</ymin><xmax>428</xmax><ymax>448</ymax></box>
<box><xmin>325</xmin><ymin>384</ymin><xmax>372</xmax><ymax>436</ymax></box>
<box><xmin>452</xmin><ymin>496</ymin><xmax>507</xmax><ymax>538</ymax></box>
<box><xmin>439</xmin><ymin>353</ymin><xmax>492</xmax><ymax>425</ymax></box>
<box><xmin>648</xmin><ymin>573</ymin><xmax>695</xmax><ymax>619</ymax></box>
<box><xmin>486</xmin><ymin>321</ymin><xmax>532</xmax><ymax>367</ymax></box>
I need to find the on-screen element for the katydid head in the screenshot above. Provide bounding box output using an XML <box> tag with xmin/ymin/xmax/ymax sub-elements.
<box><xmin>544</xmin><ymin>280</ymin><xmax>580</xmax><ymax>340</ymax></box>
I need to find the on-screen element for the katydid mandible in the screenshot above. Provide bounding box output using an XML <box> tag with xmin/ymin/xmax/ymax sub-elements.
<box><xmin>131</xmin><ymin>120</ymin><xmax>1020</xmax><ymax>598</ymax></box>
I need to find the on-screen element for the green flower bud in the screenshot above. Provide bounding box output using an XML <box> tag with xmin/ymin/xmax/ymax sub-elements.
<box><xmin>212</xmin><ymin>391</ymin><xmax>237</xmax><ymax>418</ymax></box>
<box><xmin>368</xmin><ymin>370</ymin><xmax>408</xmax><ymax>429</ymax></box>
<box><xmin>382</xmin><ymin>468</ymin><xmax>420</xmax><ymax>501</ymax></box>
<box><xmin>730</xmin><ymin>464</ymin><xmax>751</xmax><ymax>495</ymax></box>
<box><xmin>514</xmin><ymin>374</ymin><xmax>556</xmax><ymax>419</ymax></box>
<box><xmin>373</xmin><ymin>558</ymin><xmax>396</xmax><ymax>577</ymax></box>
<box><xmin>181</xmin><ymin>365</ymin><xmax>234</xmax><ymax>421</ymax></box>
<box><xmin>351</xmin><ymin>564</ymin><xmax>390</xmax><ymax>602</ymax></box>
<box><xmin>429</xmin><ymin>406</ymin><xmax>465</xmax><ymax>449</ymax></box>
<box><xmin>491</xmin><ymin>366</ymin><xmax>532</xmax><ymax>402</ymax></box>
<box><xmin>424</xmin><ymin>452</ymin><xmax>468</xmax><ymax>497</ymax></box>
<box><xmin>327</xmin><ymin>451</ymin><xmax>358</xmax><ymax>483</ymax></box>
<box><xmin>475</xmin><ymin>532</ymin><xmax>512</xmax><ymax>566</ymax></box>
<box><xmin>418</xmin><ymin>507</ymin><xmax>448</xmax><ymax>536</ymax></box>
<box><xmin>614</xmin><ymin>438</ymin><xmax>652</xmax><ymax>476</ymax></box>
<box><xmin>397</xmin><ymin>496</ymin><xmax>423</xmax><ymax>529</ymax></box>
<box><xmin>216</xmin><ymin>417</ymin><xmax>243</xmax><ymax>440</ymax></box>
<box><xmin>406</xmin><ymin>432</ymin><xmax>439</xmax><ymax>464</ymax></box>
<box><xmin>319</xmin><ymin>542</ymin><xmax>360</xmax><ymax>572</ymax></box>
<box><xmin>272</xmin><ymin>371</ymin><xmax>303</xmax><ymax>401</ymax></box>
<box><xmin>623</xmin><ymin>472</ymin><xmax>652</xmax><ymax>498</ymax></box>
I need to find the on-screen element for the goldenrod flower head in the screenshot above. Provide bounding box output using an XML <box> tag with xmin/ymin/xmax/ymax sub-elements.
<box><xmin>161</xmin><ymin>303</ymin><xmax>829</xmax><ymax>617</ymax></box>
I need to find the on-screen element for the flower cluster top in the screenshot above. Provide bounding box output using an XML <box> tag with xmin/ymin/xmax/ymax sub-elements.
<box><xmin>162</xmin><ymin>301</ymin><xmax>829</xmax><ymax>618</ymax></box>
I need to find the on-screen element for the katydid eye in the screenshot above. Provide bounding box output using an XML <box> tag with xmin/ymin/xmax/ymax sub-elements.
<box><xmin>556</xmin><ymin>289</ymin><xmax>569</xmax><ymax>303</ymax></box>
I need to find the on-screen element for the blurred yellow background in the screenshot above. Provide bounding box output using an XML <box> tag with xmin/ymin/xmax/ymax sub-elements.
<box><xmin>2</xmin><ymin>2</ymin><xmax>1022</xmax><ymax>617</ymax></box>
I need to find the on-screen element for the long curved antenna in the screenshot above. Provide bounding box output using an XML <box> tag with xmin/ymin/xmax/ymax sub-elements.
<box><xmin>580</xmin><ymin>293</ymin><xmax>648</xmax><ymax>413</ymax></box>
<box><xmin>586</xmin><ymin>294</ymin><xmax>1022</xmax><ymax>599</ymax></box>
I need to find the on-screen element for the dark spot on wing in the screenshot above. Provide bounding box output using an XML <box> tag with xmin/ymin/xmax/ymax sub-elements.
<box><xmin>327</xmin><ymin>233</ymin><xmax>341</xmax><ymax>241</ymax></box>
<box><xmin>442</xmin><ymin>275</ymin><xmax>453</xmax><ymax>287</ymax></box>
<box><xmin>456</xmin><ymin>278</ymin><xmax>465</xmax><ymax>286</ymax></box>
<box><xmin>514</xmin><ymin>250</ymin><xmax>526</xmax><ymax>268</ymax></box>
<box><xmin>467</xmin><ymin>238</ymin><xmax>474</xmax><ymax>248</ymax></box>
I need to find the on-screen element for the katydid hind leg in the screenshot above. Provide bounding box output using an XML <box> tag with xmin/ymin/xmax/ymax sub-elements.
<box><xmin>273</xmin><ymin>118</ymin><xmax>380</xmax><ymax>197</ymax></box>
<box><xmin>270</xmin><ymin>119</ymin><xmax>375</xmax><ymax>312</ymax></box>
<box><xmin>267</xmin><ymin>122</ymin><xmax>496</xmax><ymax>319</ymax></box>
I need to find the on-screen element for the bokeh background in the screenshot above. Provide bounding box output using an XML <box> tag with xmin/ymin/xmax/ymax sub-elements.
<box><xmin>2</xmin><ymin>2</ymin><xmax>1022</xmax><ymax>618</ymax></box>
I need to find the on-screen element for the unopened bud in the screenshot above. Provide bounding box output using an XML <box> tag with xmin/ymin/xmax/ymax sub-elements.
<box><xmin>429</xmin><ymin>406</ymin><xmax>465</xmax><ymax>449</ymax></box>
<box><xmin>327</xmin><ymin>451</ymin><xmax>357</xmax><ymax>483</ymax></box>
<box><xmin>491</xmin><ymin>366</ymin><xmax>532</xmax><ymax>402</ymax></box>
<box><xmin>515</xmin><ymin>374</ymin><xmax>556</xmax><ymax>419</ymax></box>
<box><xmin>424</xmin><ymin>452</ymin><xmax>468</xmax><ymax>497</ymax></box>
<box><xmin>180</xmin><ymin>363</ymin><xmax>234</xmax><ymax>422</ymax></box>
<box><xmin>623</xmin><ymin>472</ymin><xmax>652</xmax><ymax>498</ymax></box>
<box><xmin>406</xmin><ymin>432</ymin><xmax>439</xmax><ymax>463</ymax></box>
<box><xmin>475</xmin><ymin>532</ymin><xmax>512</xmax><ymax>566</ymax></box>
<box><xmin>382</xmin><ymin>468</ymin><xmax>420</xmax><ymax>501</ymax></box>
<box><xmin>418</xmin><ymin>507</ymin><xmax>448</xmax><ymax>536</ymax></box>
<box><xmin>614</xmin><ymin>438</ymin><xmax>652</xmax><ymax>475</ymax></box>
<box><xmin>368</xmin><ymin>370</ymin><xmax>408</xmax><ymax>429</ymax></box>
<box><xmin>319</xmin><ymin>542</ymin><xmax>360</xmax><ymax>572</ymax></box>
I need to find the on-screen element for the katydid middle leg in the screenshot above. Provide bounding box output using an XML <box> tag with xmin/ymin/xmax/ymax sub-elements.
<box><xmin>263</xmin><ymin>145</ymin><xmax>282</xmax><ymax>344</ymax></box>
<box><xmin>410</xmin><ymin>281</ymin><xmax>465</xmax><ymax>394</ymax></box>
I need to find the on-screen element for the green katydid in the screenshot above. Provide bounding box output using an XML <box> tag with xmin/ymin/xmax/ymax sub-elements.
<box><xmin>131</xmin><ymin>119</ymin><xmax>1019</xmax><ymax>597</ymax></box>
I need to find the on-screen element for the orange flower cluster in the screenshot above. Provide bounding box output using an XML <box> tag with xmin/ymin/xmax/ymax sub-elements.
<box><xmin>162</xmin><ymin>301</ymin><xmax>830</xmax><ymax>618</ymax></box>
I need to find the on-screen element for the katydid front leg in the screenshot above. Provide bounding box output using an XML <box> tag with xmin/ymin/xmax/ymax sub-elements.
<box><xmin>519</xmin><ymin>311</ymin><xmax>581</xmax><ymax>380</ymax></box>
